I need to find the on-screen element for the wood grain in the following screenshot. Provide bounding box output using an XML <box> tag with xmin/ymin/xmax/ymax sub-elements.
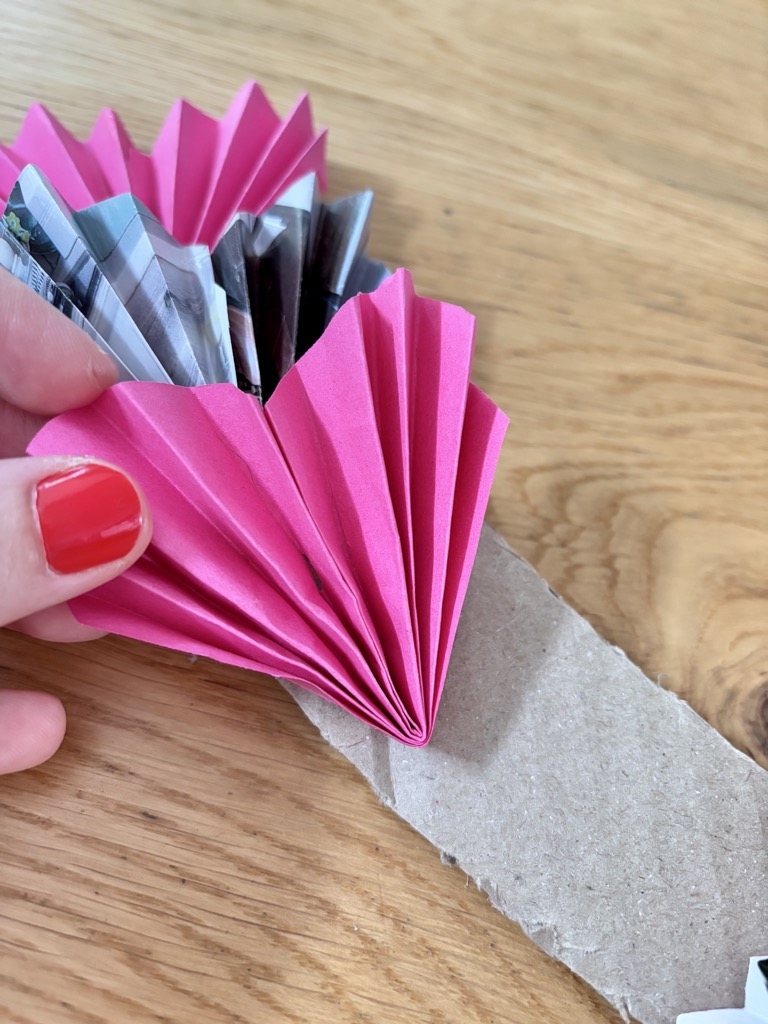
<box><xmin>0</xmin><ymin>0</ymin><xmax>766</xmax><ymax>1021</ymax></box>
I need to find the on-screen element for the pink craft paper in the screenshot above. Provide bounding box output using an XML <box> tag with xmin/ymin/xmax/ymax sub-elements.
<box><xmin>0</xmin><ymin>82</ymin><xmax>327</xmax><ymax>249</ymax></box>
<box><xmin>29</xmin><ymin>270</ymin><xmax>508</xmax><ymax>745</ymax></box>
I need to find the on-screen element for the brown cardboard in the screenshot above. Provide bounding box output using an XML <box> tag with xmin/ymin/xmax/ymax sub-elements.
<box><xmin>284</xmin><ymin>523</ymin><xmax>768</xmax><ymax>1024</ymax></box>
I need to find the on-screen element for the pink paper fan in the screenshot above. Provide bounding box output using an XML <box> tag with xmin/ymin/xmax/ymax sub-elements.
<box><xmin>0</xmin><ymin>82</ymin><xmax>327</xmax><ymax>249</ymax></box>
<box><xmin>29</xmin><ymin>270</ymin><xmax>508</xmax><ymax>746</ymax></box>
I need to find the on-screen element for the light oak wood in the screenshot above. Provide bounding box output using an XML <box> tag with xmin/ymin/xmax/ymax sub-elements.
<box><xmin>0</xmin><ymin>0</ymin><xmax>765</xmax><ymax>1020</ymax></box>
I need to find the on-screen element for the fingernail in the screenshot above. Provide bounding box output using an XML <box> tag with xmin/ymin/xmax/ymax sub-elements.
<box><xmin>35</xmin><ymin>464</ymin><xmax>143</xmax><ymax>574</ymax></box>
<box><xmin>89</xmin><ymin>346</ymin><xmax>121</xmax><ymax>389</ymax></box>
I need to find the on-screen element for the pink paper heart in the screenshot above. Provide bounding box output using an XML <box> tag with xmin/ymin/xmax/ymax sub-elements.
<box><xmin>29</xmin><ymin>270</ymin><xmax>507</xmax><ymax>745</ymax></box>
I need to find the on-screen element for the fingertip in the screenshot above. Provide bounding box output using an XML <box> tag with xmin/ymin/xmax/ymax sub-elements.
<box><xmin>0</xmin><ymin>457</ymin><xmax>153</xmax><ymax>628</ymax></box>
<box><xmin>86</xmin><ymin>346</ymin><xmax>120</xmax><ymax>394</ymax></box>
<box><xmin>35</xmin><ymin>461</ymin><xmax>152</xmax><ymax>577</ymax></box>
<box><xmin>9</xmin><ymin>603</ymin><xmax>107</xmax><ymax>643</ymax></box>
<box><xmin>0</xmin><ymin>690</ymin><xmax>66</xmax><ymax>774</ymax></box>
<box><xmin>0</xmin><ymin>272</ymin><xmax>120</xmax><ymax>416</ymax></box>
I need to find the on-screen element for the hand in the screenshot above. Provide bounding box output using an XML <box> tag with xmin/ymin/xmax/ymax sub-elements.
<box><xmin>0</xmin><ymin>271</ymin><xmax>152</xmax><ymax>774</ymax></box>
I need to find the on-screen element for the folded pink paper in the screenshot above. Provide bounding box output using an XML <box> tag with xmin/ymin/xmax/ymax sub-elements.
<box><xmin>29</xmin><ymin>270</ymin><xmax>508</xmax><ymax>744</ymax></box>
<box><xmin>0</xmin><ymin>82</ymin><xmax>327</xmax><ymax>249</ymax></box>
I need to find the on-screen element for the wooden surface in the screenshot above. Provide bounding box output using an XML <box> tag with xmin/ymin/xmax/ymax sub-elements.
<box><xmin>0</xmin><ymin>0</ymin><xmax>766</xmax><ymax>1021</ymax></box>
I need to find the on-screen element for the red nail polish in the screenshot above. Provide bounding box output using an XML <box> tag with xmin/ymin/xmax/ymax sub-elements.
<box><xmin>35</xmin><ymin>464</ymin><xmax>143</xmax><ymax>574</ymax></box>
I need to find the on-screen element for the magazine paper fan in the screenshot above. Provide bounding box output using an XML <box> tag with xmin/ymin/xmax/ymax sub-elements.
<box><xmin>0</xmin><ymin>82</ymin><xmax>327</xmax><ymax>248</ymax></box>
<box><xmin>30</xmin><ymin>270</ymin><xmax>508</xmax><ymax>745</ymax></box>
<box><xmin>0</xmin><ymin>165</ymin><xmax>388</xmax><ymax>400</ymax></box>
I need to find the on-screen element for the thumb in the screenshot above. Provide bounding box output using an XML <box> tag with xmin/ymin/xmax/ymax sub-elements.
<box><xmin>0</xmin><ymin>456</ymin><xmax>151</xmax><ymax>628</ymax></box>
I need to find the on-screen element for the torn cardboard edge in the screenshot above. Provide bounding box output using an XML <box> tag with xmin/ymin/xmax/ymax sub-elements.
<box><xmin>283</xmin><ymin>523</ymin><xmax>768</xmax><ymax>1024</ymax></box>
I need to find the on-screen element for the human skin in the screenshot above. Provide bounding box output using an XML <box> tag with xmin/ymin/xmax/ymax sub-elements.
<box><xmin>0</xmin><ymin>270</ymin><xmax>152</xmax><ymax>773</ymax></box>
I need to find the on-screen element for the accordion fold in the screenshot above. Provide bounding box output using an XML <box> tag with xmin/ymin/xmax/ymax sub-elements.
<box><xmin>0</xmin><ymin>82</ymin><xmax>327</xmax><ymax>248</ymax></box>
<box><xmin>29</xmin><ymin>271</ymin><xmax>508</xmax><ymax>744</ymax></box>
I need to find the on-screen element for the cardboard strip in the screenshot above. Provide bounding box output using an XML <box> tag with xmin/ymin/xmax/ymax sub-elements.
<box><xmin>285</xmin><ymin>523</ymin><xmax>768</xmax><ymax>1024</ymax></box>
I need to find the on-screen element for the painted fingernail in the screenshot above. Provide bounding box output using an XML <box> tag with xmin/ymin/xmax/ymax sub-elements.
<box><xmin>35</xmin><ymin>464</ymin><xmax>143</xmax><ymax>574</ymax></box>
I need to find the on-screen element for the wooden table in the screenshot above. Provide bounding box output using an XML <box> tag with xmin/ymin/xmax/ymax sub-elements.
<box><xmin>1</xmin><ymin>0</ymin><xmax>765</xmax><ymax>1021</ymax></box>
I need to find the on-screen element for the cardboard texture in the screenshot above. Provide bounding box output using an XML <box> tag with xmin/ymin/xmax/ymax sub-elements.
<box><xmin>677</xmin><ymin>959</ymin><xmax>768</xmax><ymax>1023</ymax></box>
<box><xmin>285</xmin><ymin>523</ymin><xmax>768</xmax><ymax>1024</ymax></box>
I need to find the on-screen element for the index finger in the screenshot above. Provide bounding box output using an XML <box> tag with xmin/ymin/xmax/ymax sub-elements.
<box><xmin>0</xmin><ymin>268</ymin><xmax>118</xmax><ymax>416</ymax></box>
